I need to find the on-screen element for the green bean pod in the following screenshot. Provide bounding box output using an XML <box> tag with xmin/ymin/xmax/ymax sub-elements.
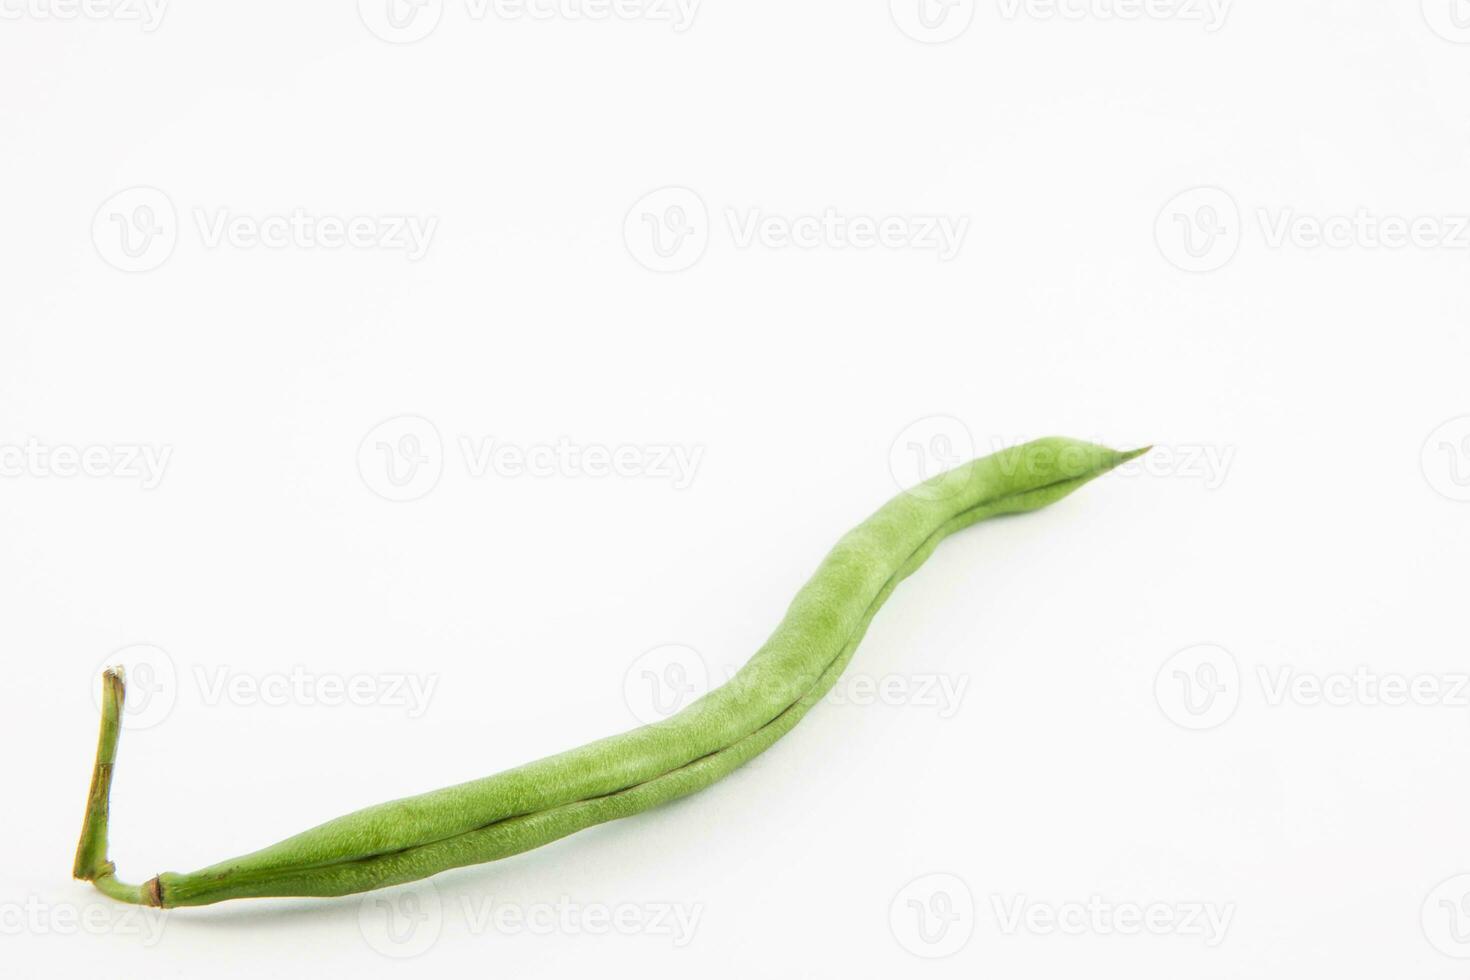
<box><xmin>74</xmin><ymin>437</ymin><xmax>1145</xmax><ymax>907</ymax></box>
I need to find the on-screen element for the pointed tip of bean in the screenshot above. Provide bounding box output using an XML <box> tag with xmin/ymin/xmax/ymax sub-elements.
<box><xmin>1119</xmin><ymin>445</ymin><xmax>1153</xmax><ymax>464</ymax></box>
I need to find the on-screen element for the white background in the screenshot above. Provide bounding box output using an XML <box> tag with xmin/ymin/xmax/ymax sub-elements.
<box><xmin>4</xmin><ymin>1</ymin><xmax>1470</xmax><ymax>976</ymax></box>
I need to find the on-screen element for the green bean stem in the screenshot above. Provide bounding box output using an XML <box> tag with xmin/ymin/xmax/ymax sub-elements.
<box><xmin>74</xmin><ymin>437</ymin><xmax>1146</xmax><ymax>908</ymax></box>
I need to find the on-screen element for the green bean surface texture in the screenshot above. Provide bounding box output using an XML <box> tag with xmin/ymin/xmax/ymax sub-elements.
<box><xmin>74</xmin><ymin>437</ymin><xmax>1145</xmax><ymax>908</ymax></box>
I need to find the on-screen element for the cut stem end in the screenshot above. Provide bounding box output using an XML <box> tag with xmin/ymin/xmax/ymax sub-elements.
<box><xmin>73</xmin><ymin>668</ymin><xmax>161</xmax><ymax>906</ymax></box>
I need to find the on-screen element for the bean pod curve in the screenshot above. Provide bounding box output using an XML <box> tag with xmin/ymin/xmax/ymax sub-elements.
<box><xmin>74</xmin><ymin>437</ymin><xmax>1146</xmax><ymax>908</ymax></box>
